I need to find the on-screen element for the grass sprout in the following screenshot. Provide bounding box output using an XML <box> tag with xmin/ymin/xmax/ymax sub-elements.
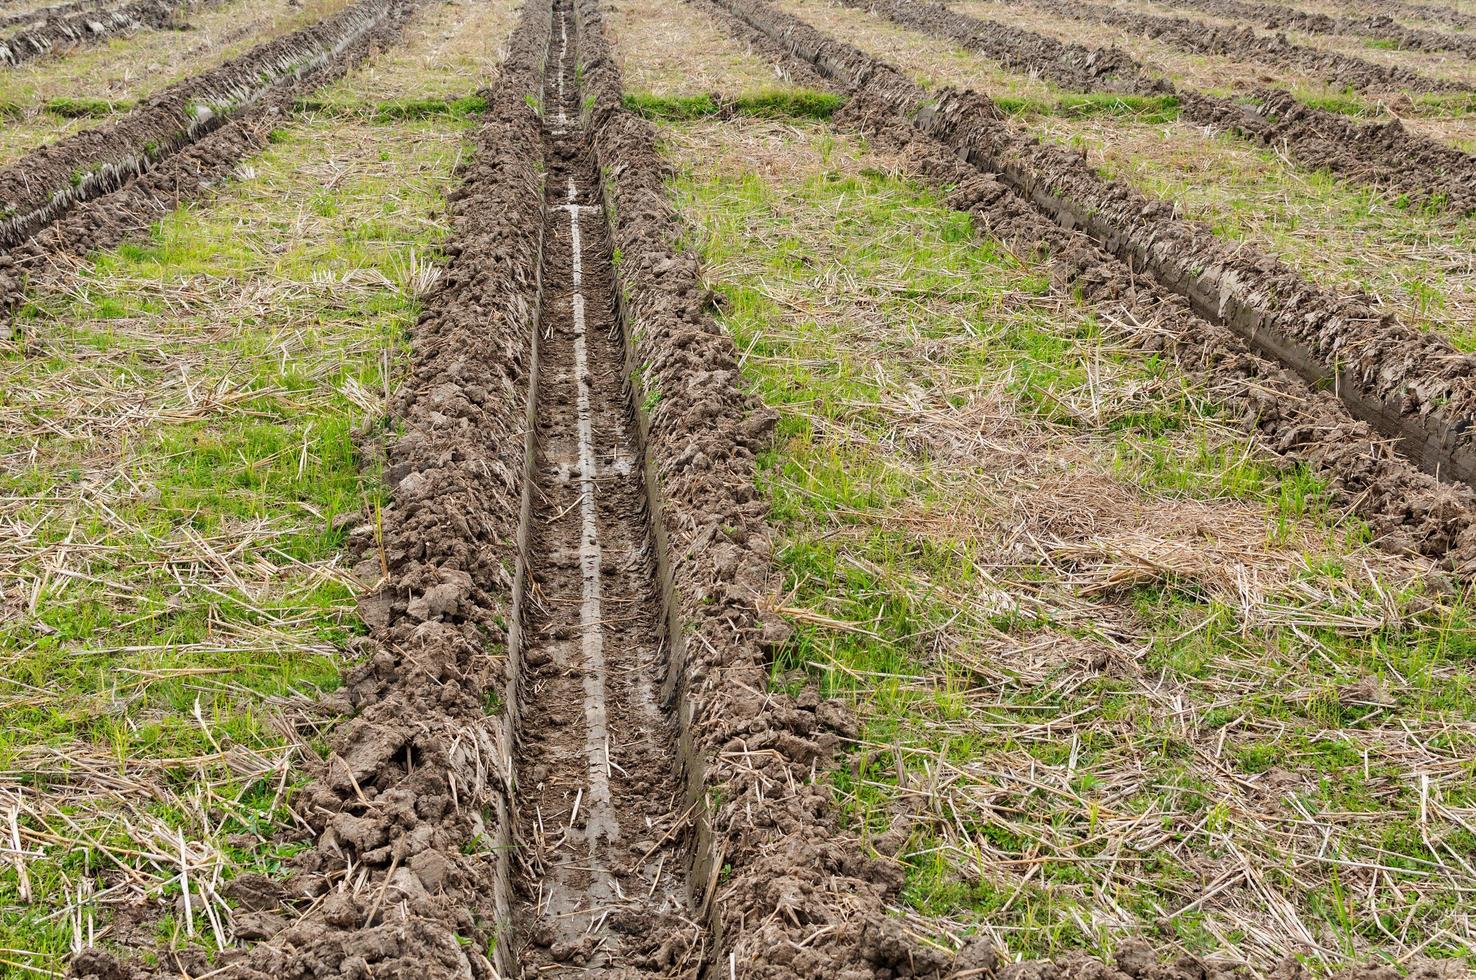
<box><xmin>664</xmin><ymin>114</ymin><xmax>1476</xmax><ymax>974</ymax></box>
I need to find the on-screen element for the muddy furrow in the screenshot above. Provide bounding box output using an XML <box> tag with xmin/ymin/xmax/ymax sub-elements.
<box><xmin>0</xmin><ymin>0</ymin><xmax>411</xmax><ymax>315</ymax></box>
<box><xmin>840</xmin><ymin>0</ymin><xmax>1476</xmax><ymax>213</ymax></box>
<box><xmin>695</xmin><ymin>0</ymin><xmax>1476</xmax><ymax>573</ymax></box>
<box><xmin>74</xmin><ymin>5</ymin><xmax>549</xmax><ymax>980</ymax></box>
<box><xmin>0</xmin><ymin>0</ymin><xmax>190</xmax><ymax>67</ymax></box>
<box><xmin>1153</xmin><ymin>0</ymin><xmax>1476</xmax><ymax>60</ymax></box>
<box><xmin>1016</xmin><ymin>0</ymin><xmax>1464</xmax><ymax>95</ymax></box>
<box><xmin>570</xmin><ymin>0</ymin><xmax>983</xmax><ymax>975</ymax></box>
<box><xmin>505</xmin><ymin>0</ymin><xmax>706</xmax><ymax>972</ymax></box>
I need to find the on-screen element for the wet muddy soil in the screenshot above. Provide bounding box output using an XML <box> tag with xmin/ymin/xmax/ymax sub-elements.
<box><xmin>506</xmin><ymin>3</ymin><xmax>704</xmax><ymax>973</ymax></box>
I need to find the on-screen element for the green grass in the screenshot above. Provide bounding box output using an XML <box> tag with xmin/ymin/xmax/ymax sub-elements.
<box><xmin>1289</xmin><ymin>88</ymin><xmax>1476</xmax><ymax>120</ymax></box>
<box><xmin>371</xmin><ymin>94</ymin><xmax>487</xmax><ymax>121</ymax></box>
<box><xmin>294</xmin><ymin>93</ymin><xmax>489</xmax><ymax>121</ymax></box>
<box><xmin>623</xmin><ymin>92</ymin><xmax>725</xmax><ymax>120</ymax></box>
<box><xmin>44</xmin><ymin>96</ymin><xmax>132</xmax><ymax>118</ymax></box>
<box><xmin>995</xmin><ymin>92</ymin><xmax>1181</xmax><ymax>123</ymax></box>
<box><xmin>622</xmin><ymin>88</ymin><xmax>845</xmax><ymax>121</ymax></box>
<box><xmin>1286</xmin><ymin>87</ymin><xmax>1374</xmax><ymax>118</ymax></box>
<box><xmin>667</xmin><ymin>118</ymin><xmax>1476</xmax><ymax>972</ymax></box>
<box><xmin>0</xmin><ymin>109</ymin><xmax>461</xmax><ymax>973</ymax></box>
<box><xmin>1413</xmin><ymin>92</ymin><xmax>1476</xmax><ymax>117</ymax></box>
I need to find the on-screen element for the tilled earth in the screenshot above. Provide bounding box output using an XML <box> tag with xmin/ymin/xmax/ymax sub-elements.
<box><xmin>3</xmin><ymin>0</ymin><xmax>1476</xmax><ymax>976</ymax></box>
<box><xmin>508</xmin><ymin>4</ymin><xmax>703</xmax><ymax>970</ymax></box>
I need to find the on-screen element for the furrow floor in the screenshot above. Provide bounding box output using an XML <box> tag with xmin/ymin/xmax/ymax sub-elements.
<box><xmin>509</xmin><ymin>1</ymin><xmax>704</xmax><ymax>974</ymax></box>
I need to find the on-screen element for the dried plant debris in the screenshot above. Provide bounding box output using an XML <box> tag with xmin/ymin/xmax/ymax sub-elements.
<box><xmin>824</xmin><ymin>0</ymin><xmax>1476</xmax><ymax>218</ymax></box>
<box><xmin>664</xmin><ymin>110</ymin><xmax>1476</xmax><ymax>978</ymax></box>
<box><xmin>0</xmin><ymin>0</ymin><xmax>1473</xmax><ymax>977</ymax></box>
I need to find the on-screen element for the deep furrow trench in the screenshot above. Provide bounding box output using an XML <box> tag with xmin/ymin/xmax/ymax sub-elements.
<box><xmin>507</xmin><ymin>1</ymin><xmax>704</xmax><ymax>973</ymax></box>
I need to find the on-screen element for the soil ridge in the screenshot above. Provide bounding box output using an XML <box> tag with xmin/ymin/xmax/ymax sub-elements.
<box><xmin>70</xmin><ymin>1</ymin><xmax>550</xmax><ymax>977</ymax></box>
<box><xmin>695</xmin><ymin>0</ymin><xmax>1476</xmax><ymax>575</ymax></box>
<box><xmin>1017</xmin><ymin>0</ymin><xmax>1463</xmax><ymax>95</ymax></box>
<box><xmin>843</xmin><ymin>0</ymin><xmax>1476</xmax><ymax>213</ymax></box>
<box><xmin>1150</xmin><ymin>0</ymin><xmax>1476</xmax><ymax>59</ymax></box>
<box><xmin>0</xmin><ymin>0</ymin><xmax>191</xmax><ymax>68</ymax></box>
<box><xmin>0</xmin><ymin>0</ymin><xmax>401</xmax><ymax>247</ymax></box>
<box><xmin>0</xmin><ymin>0</ymin><xmax>414</xmax><ymax>315</ymax></box>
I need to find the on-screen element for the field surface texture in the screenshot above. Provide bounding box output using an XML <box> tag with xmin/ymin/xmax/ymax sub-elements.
<box><xmin>0</xmin><ymin>0</ymin><xmax>1474</xmax><ymax>978</ymax></box>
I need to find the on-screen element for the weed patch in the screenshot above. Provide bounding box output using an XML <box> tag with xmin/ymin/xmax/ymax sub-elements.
<box><xmin>623</xmin><ymin>88</ymin><xmax>844</xmax><ymax>120</ymax></box>
<box><xmin>665</xmin><ymin>115</ymin><xmax>1476</xmax><ymax>971</ymax></box>
<box><xmin>45</xmin><ymin>96</ymin><xmax>132</xmax><ymax>118</ymax></box>
<box><xmin>0</xmin><ymin>110</ymin><xmax>462</xmax><ymax>973</ymax></box>
<box><xmin>996</xmin><ymin>91</ymin><xmax>1180</xmax><ymax>122</ymax></box>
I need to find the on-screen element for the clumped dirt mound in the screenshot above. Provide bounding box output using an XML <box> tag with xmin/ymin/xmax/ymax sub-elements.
<box><xmin>0</xmin><ymin>0</ymin><xmax>413</xmax><ymax>316</ymax></box>
<box><xmin>1240</xmin><ymin>87</ymin><xmax>1476</xmax><ymax>212</ymax></box>
<box><xmin>1364</xmin><ymin>0</ymin><xmax>1476</xmax><ymax>33</ymax></box>
<box><xmin>579</xmin><ymin>0</ymin><xmax>990</xmax><ymax>974</ymax></box>
<box><xmin>700</xmin><ymin>0</ymin><xmax>1476</xmax><ymax>577</ymax></box>
<box><xmin>69</xmin><ymin>3</ymin><xmax>551</xmax><ymax>978</ymax></box>
<box><xmin>1020</xmin><ymin>0</ymin><xmax>1461</xmax><ymax>94</ymax></box>
<box><xmin>1153</xmin><ymin>0</ymin><xmax>1476</xmax><ymax>60</ymax></box>
<box><xmin>0</xmin><ymin>0</ymin><xmax>187</xmax><ymax>67</ymax></box>
<box><xmin>0</xmin><ymin>0</ymin><xmax>404</xmax><ymax>250</ymax></box>
<box><xmin>843</xmin><ymin>0</ymin><xmax>1476</xmax><ymax>214</ymax></box>
<box><xmin>0</xmin><ymin>0</ymin><xmax>143</xmax><ymax>33</ymax></box>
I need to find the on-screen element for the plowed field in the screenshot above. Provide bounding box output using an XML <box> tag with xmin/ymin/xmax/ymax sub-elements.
<box><xmin>2</xmin><ymin>0</ymin><xmax>1475</xmax><ymax>977</ymax></box>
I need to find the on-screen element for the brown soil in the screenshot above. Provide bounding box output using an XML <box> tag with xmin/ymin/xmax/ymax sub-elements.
<box><xmin>506</xmin><ymin>1</ymin><xmax>705</xmax><ymax>972</ymax></box>
<box><xmin>0</xmin><ymin>0</ymin><xmax>410</xmax><ymax>313</ymax></box>
<box><xmin>1017</xmin><ymin>0</ymin><xmax>1464</xmax><ymax>94</ymax></box>
<box><xmin>68</xmin><ymin>2</ymin><xmax>551</xmax><ymax>978</ymax></box>
<box><xmin>1149</xmin><ymin>0</ymin><xmax>1476</xmax><ymax>60</ymax></box>
<box><xmin>1377</xmin><ymin>0</ymin><xmax>1476</xmax><ymax>32</ymax></box>
<box><xmin>697</xmin><ymin>0</ymin><xmax>1476</xmax><ymax>572</ymax></box>
<box><xmin>841</xmin><ymin>0</ymin><xmax>1476</xmax><ymax>213</ymax></box>
<box><xmin>0</xmin><ymin>0</ymin><xmax>191</xmax><ymax>67</ymax></box>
